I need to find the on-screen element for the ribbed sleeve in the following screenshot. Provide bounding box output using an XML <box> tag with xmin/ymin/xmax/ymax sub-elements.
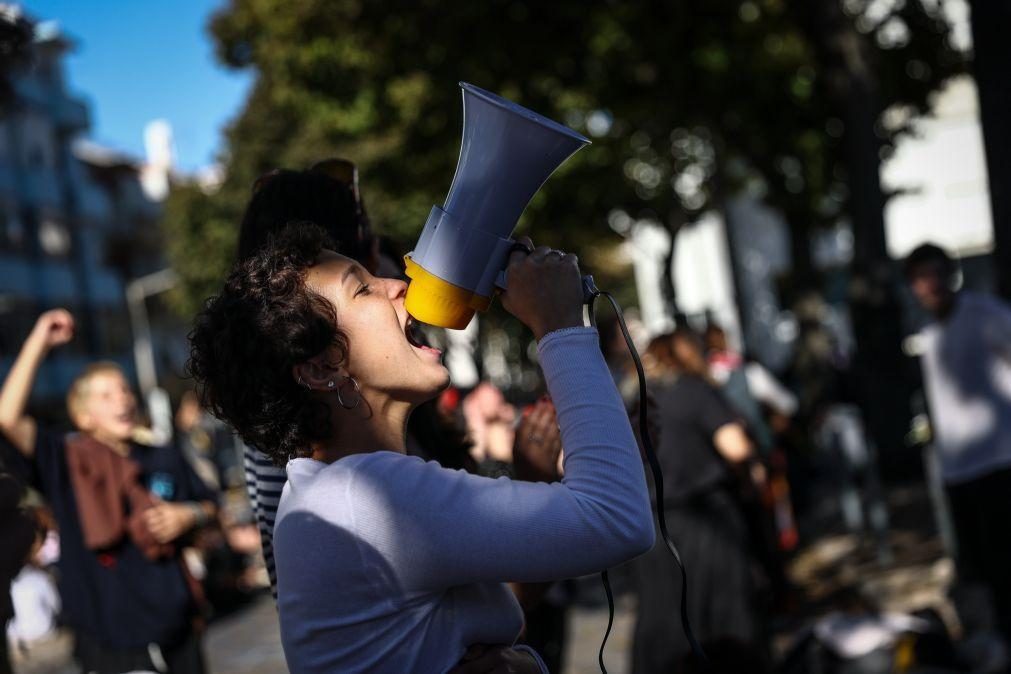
<box><xmin>339</xmin><ymin>326</ymin><xmax>655</xmax><ymax>590</ymax></box>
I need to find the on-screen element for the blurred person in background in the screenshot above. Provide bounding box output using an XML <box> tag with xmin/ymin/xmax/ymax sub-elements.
<box><xmin>705</xmin><ymin>323</ymin><xmax>800</xmax><ymax>600</ymax></box>
<box><xmin>462</xmin><ymin>387</ymin><xmax>572</xmax><ymax>671</ymax></box>
<box><xmin>787</xmin><ymin>294</ymin><xmax>890</xmax><ymax>558</ymax></box>
<box><xmin>175</xmin><ymin>391</ymin><xmax>221</xmax><ymax>491</ymax></box>
<box><xmin>632</xmin><ymin>328</ymin><xmax>768</xmax><ymax>673</ymax></box>
<box><xmin>6</xmin><ymin>507</ymin><xmax>71</xmax><ymax>672</ymax></box>
<box><xmin>462</xmin><ymin>382</ymin><xmax>517</xmax><ymax>477</ymax></box>
<box><xmin>905</xmin><ymin>242</ymin><xmax>1011</xmax><ymax>654</ymax></box>
<box><xmin>704</xmin><ymin>323</ymin><xmax>798</xmax><ymax>459</ymax></box>
<box><xmin>0</xmin><ymin>473</ymin><xmax>36</xmax><ymax>674</ymax></box>
<box><xmin>0</xmin><ymin>311</ymin><xmax>217</xmax><ymax>674</ymax></box>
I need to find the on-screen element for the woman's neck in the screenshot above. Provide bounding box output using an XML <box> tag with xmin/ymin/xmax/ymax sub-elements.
<box><xmin>310</xmin><ymin>396</ymin><xmax>411</xmax><ymax>464</ymax></box>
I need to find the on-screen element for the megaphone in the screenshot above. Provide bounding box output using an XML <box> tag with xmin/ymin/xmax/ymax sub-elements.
<box><xmin>404</xmin><ymin>82</ymin><xmax>590</xmax><ymax>329</ymax></box>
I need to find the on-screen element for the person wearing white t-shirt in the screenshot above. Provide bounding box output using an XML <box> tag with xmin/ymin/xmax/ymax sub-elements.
<box><xmin>905</xmin><ymin>243</ymin><xmax>1011</xmax><ymax>646</ymax></box>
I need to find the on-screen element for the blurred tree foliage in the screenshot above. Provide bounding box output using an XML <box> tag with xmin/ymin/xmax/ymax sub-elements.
<box><xmin>163</xmin><ymin>0</ymin><xmax>964</xmax><ymax>316</ymax></box>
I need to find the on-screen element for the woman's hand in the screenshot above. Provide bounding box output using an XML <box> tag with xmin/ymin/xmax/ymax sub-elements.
<box><xmin>513</xmin><ymin>399</ymin><xmax>562</xmax><ymax>482</ymax></box>
<box><xmin>501</xmin><ymin>237</ymin><xmax>584</xmax><ymax>341</ymax></box>
<box><xmin>449</xmin><ymin>644</ymin><xmax>542</xmax><ymax>673</ymax></box>
<box><xmin>29</xmin><ymin>309</ymin><xmax>75</xmax><ymax>351</ymax></box>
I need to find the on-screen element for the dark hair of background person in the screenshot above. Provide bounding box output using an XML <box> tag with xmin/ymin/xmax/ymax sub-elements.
<box><xmin>645</xmin><ymin>328</ymin><xmax>710</xmax><ymax>379</ymax></box>
<box><xmin>902</xmin><ymin>242</ymin><xmax>956</xmax><ymax>281</ymax></box>
<box><xmin>190</xmin><ymin>223</ymin><xmax>346</xmax><ymax>466</ymax></box>
<box><xmin>237</xmin><ymin>169</ymin><xmax>371</xmax><ymax>263</ymax></box>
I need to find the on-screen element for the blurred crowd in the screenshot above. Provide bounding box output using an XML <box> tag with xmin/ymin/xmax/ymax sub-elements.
<box><xmin>0</xmin><ymin>161</ymin><xmax>1009</xmax><ymax>674</ymax></box>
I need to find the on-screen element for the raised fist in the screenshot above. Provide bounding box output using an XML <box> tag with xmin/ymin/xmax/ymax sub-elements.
<box><xmin>500</xmin><ymin>236</ymin><xmax>584</xmax><ymax>341</ymax></box>
<box><xmin>31</xmin><ymin>309</ymin><xmax>75</xmax><ymax>350</ymax></box>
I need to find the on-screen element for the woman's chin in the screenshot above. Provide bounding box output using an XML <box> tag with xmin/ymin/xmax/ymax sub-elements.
<box><xmin>418</xmin><ymin>366</ymin><xmax>452</xmax><ymax>402</ymax></box>
<box><xmin>430</xmin><ymin>365</ymin><xmax>452</xmax><ymax>395</ymax></box>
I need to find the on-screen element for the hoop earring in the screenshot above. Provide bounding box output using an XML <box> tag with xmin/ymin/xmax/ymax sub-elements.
<box><xmin>336</xmin><ymin>376</ymin><xmax>361</xmax><ymax>410</ymax></box>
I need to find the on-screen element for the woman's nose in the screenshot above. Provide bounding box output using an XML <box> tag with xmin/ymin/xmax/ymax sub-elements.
<box><xmin>387</xmin><ymin>278</ymin><xmax>408</xmax><ymax>301</ymax></box>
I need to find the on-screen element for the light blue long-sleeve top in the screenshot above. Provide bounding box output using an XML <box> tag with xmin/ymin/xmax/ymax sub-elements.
<box><xmin>273</xmin><ymin>326</ymin><xmax>655</xmax><ymax>673</ymax></box>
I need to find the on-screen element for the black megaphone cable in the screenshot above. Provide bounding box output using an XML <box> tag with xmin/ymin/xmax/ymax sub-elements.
<box><xmin>582</xmin><ymin>275</ymin><xmax>709</xmax><ymax>672</ymax></box>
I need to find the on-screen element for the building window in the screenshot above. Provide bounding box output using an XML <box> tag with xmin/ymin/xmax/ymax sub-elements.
<box><xmin>0</xmin><ymin>206</ymin><xmax>26</xmax><ymax>251</ymax></box>
<box><xmin>0</xmin><ymin>297</ymin><xmax>37</xmax><ymax>358</ymax></box>
<box><xmin>20</xmin><ymin>116</ymin><xmax>55</xmax><ymax>170</ymax></box>
<box><xmin>38</xmin><ymin>215</ymin><xmax>71</xmax><ymax>257</ymax></box>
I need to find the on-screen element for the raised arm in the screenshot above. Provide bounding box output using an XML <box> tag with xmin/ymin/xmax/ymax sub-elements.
<box><xmin>348</xmin><ymin>327</ymin><xmax>654</xmax><ymax>589</ymax></box>
<box><xmin>352</xmin><ymin>234</ymin><xmax>654</xmax><ymax>588</ymax></box>
<box><xmin>0</xmin><ymin>310</ymin><xmax>75</xmax><ymax>456</ymax></box>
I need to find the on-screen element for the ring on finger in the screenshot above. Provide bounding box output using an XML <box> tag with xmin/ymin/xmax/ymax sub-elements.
<box><xmin>510</xmin><ymin>241</ymin><xmax>534</xmax><ymax>255</ymax></box>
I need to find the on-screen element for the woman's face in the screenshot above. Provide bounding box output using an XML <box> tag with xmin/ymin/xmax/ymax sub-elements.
<box><xmin>306</xmin><ymin>250</ymin><xmax>450</xmax><ymax>405</ymax></box>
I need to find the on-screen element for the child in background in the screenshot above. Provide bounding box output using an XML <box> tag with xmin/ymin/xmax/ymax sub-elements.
<box><xmin>7</xmin><ymin>506</ymin><xmax>70</xmax><ymax>672</ymax></box>
<box><xmin>0</xmin><ymin>309</ymin><xmax>217</xmax><ymax>674</ymax></box>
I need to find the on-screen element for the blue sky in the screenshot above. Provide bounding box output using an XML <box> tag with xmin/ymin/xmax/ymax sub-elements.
<box><xmin>22</xmin><ymin>0</ymin><xmax>252</xmax><ymax>172</ymax></box>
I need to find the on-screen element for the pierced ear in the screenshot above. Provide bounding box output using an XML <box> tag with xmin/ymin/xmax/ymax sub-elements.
<box><xmin>292</xmin><ymin>354</ymin><xmax>343</xmax><ymax>392</ymax></box>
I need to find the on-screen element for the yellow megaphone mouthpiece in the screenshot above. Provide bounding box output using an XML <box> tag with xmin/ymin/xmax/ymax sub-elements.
<box><xmin>403</xmin><ymin>255</ymin><xmax>490</xmax><ymax>330</ymax></box>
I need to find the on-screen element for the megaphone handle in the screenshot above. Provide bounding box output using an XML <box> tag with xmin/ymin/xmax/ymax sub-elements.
<box><xmin>497</xmin><ymin>243</ymin><xmax>599</xmax><ymax>305</ymax></box>
<box><xmin>494</xmin><ymin>241</ymin><xmax>535</xmax><ymax>292</ymax></box>
<box><xmin>582</xmin><ymin>275</ymin><xmax>600</xmax><ymax>305</ymax></box>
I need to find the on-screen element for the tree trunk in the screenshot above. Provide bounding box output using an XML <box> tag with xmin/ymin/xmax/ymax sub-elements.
<box><xmin>662</xmin><ymin>211</ymin><xmax>686</xmax><ymax>324</ymax></box>
<box><xmin>798</xmin><ymin>0</ymin><xmax>914</xmax><ymax>475</ymax></box>
<box><xmin>968</xmin><ymin>0</ymin><xmax>1011</xmax><ymax>300</ymax></box>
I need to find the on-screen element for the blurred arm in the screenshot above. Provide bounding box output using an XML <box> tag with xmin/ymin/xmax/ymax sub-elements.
<box><xmin>713</xmin><ymin>422</ymin><xmax>754</xmax><ymax>465</ymax></box>
<box><xmin>0</xmin><ymin>331</ymin><xmax>47</xmax><ymax>457</ymax></box>
<box><xmin>744</xmin><ymin>362</ymin><xmax>798</xmax><ymax>417</ymax></box>
<box><xmin>343</xmin><ymin>327</ymin><xmax>655</xmax><ymax>589</ymax></box>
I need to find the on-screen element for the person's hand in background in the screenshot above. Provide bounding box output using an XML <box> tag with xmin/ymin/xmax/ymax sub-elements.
<box><xmin>29</xmin><ymin>309</ymin><xmax>75</xmax><ymax>352</ymax></box>
<box><xmin>463</xmin><ymin>383</ymin><xmax>515</xmax><ymax>463</ymax></box>
<box><xmin>513</xmin><ymin>398</ymin><xmax>562</xmax><ymax>483</ymax></box>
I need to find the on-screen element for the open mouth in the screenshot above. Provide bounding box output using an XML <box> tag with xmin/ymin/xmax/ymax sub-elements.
<box><xmin>405</xmin><ymin>316</ymin><xmax>442</xmax><ymax>357</ymax></box>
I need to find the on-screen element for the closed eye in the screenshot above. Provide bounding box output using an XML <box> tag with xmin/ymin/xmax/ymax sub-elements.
<box><xmin>354</xmin><ymin>283</ymin><xmax>371</xmax><ymax>298</ymax></box>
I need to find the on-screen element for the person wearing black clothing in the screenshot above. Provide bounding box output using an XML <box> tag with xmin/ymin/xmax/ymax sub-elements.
<box><xmin>632</xmin><ymin>329</ymin><xmax>767</xmax><ymax>673</ymax></box>
<box><xmin>0</xmin><ymin>472</ymin><xmax>37</xmax><ymax>674</ymax></box>
<box><xmin>0</xmin><ymin>310</ymin><xmax>217</xmax><ymax>674</ymax></box>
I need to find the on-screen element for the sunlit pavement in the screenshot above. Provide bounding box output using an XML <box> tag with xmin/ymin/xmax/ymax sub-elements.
<box><xmin>204</xmin><ymin>595</ymin><xmax>287</xmax><ymax>674</ymax></box>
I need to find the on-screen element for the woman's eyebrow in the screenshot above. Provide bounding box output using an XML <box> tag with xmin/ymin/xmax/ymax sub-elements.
<box><xmin>341</xmin><ymin>264</ymin><xmax>362</xmax><ymax>286</ymax></box>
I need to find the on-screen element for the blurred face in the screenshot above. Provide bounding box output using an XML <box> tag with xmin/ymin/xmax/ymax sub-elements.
<box><xmin>705</xmin><ymin>328</ymin><xmax>727</xmax><ymax>353</ymax></box>
<box><xmin>307</xmin><ymin>250</ymin><xmax>449</xmax><ymax>405</ymax></box>
<box><xmin>908</xmin><ymin>259</ymin><xmax>954</xmax><ymax>316</ymax></box>
<box><xmin>75</xmin><ymin>370</ymin><xmax>138</xmax><ymax>442</ymax></box>
<box><xmin>673</xmin><ymin>333</ymin><xmax>707</xmax><ymax>375</ymax></box>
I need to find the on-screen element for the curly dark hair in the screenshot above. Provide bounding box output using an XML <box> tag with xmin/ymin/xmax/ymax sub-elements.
<box><xmin>188</xmin><ymin>222</ymin><xmax>346</xmax><ymax>466</ymax></box>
